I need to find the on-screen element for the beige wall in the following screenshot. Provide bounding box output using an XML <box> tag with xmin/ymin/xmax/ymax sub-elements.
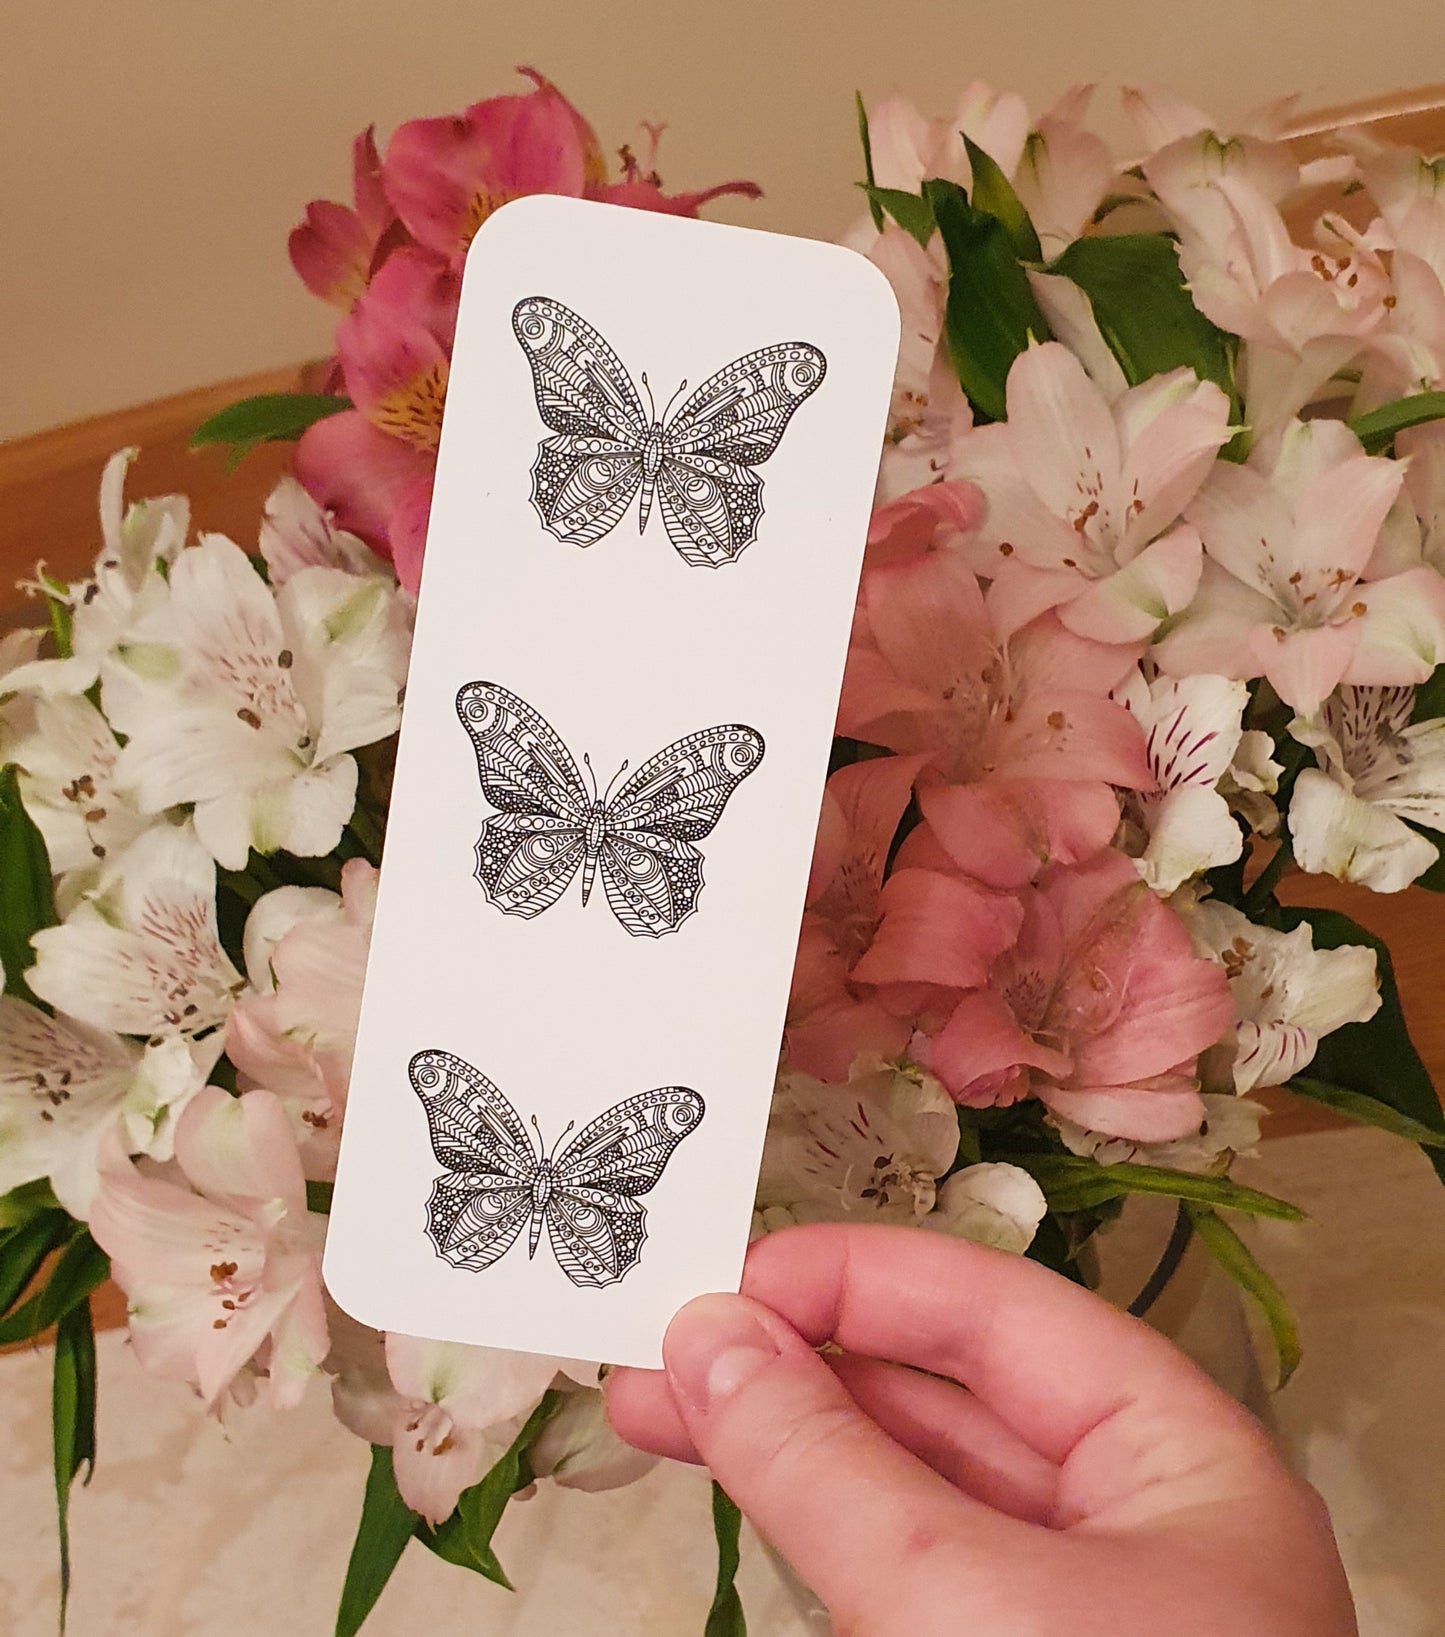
<box><xmin>3</xmin><ymin>0</ymin><xmax>1441</xmax><ymax>441</ymax></box>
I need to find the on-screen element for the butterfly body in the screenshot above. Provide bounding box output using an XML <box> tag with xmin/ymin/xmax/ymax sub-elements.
<box><xmin>457</xmin><ymin>681</ymin><xmax>764</xmax><ymax>937</ymax></box>
<box><xmin>513</xmin><ymin>295</ymin><xmax>826</xmax><ymax>566</ymax></box>
<box><xmin>410</xmin><ymin>1049</ymin><xmax>703</xmax><ymax>1287</ymax></box>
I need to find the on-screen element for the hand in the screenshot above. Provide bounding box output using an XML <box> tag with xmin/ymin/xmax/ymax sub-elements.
<box><xmin>606</xmin><ymin>1223</ymin><xmax>1356</xmax><ymax>1637</ymax></box>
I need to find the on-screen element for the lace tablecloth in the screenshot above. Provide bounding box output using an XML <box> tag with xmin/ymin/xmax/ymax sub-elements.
<box><xmin>2</xmin><ymin>1127</ymin><xmax>1441</xmax><ymax>1637</ymax></box>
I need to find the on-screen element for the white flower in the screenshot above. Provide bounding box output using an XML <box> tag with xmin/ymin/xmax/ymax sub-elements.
<box><xmin>258</xmin><ymin>476</ymin><xmax>385</xmax><ymax>585</ymax></box>
<box><xmin>26</xmin><ymin>824</ymin><xmax>244</xmax><ymax>1038</ymax></box>
<box><xmin>1289</xmin><ymin>685</ymin><xmax>1445</xmax><ymax>891</ymax></box>
<box><xmin>929</xmin><ymin>1163</ymin><xmax>1048</xmax><ymax>1253</ymax></box>
<box><xmin>1117</xmin><ymin>671</ymin><xmax>1251</xmax><ymax>893</ymax></box>
<box><xmin>5</xmin><ymin>693</ymin><xmax>148</xmax><ymax>881</ymax></box>
<box><xmin>1220</xmin><ymin>728</ymin><xmax>1284</xmax><ymax>835</ymax></box>
<box><xmin>756</xmin><ymin>1057</ymin><xmax>1045</xmax><ymax>1252</ymax></box>
<box><xmin>0</xmin><ymin>989</ymin><xmax>218</xmax><ymax>1216</ymax></box>
<box><xmin>99</xmin><ymin>534</ymin><xmax>410</xmax><ymax>869</ymax></box>
<box><xmin>527</xmin><ymin>1389</ymin><xmax>657</xmax><ymax>1493</ymax></box>
<box><xmin>4</xmin><ymin>449</ymin><xmax>187</xmax><ymax>698</ymax></box>
<box><xmin>1056</xmin><ymin>1092</ymin><xmax>1264</xmax><ymax>1173</ymax></box>
<box><xmin>1185</xmin><ymin>898</ymin><xmax>1380</xmax><ymax>1091</ymax></box>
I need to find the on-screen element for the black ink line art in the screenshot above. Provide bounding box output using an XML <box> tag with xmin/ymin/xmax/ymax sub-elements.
<box><xmin>410</xmin><ymin>1048</ymin><xmax>704</xmax><ymax>1288</ymax></box>
<box><xmin>512</xmin><ymin>295</ymin><xmax>826</xmax><ymax>566</ymax></box>
<box><xmin>456</xmin><ymin>680</ymin><xmax>764</xmax><ymax>938</ymax></box>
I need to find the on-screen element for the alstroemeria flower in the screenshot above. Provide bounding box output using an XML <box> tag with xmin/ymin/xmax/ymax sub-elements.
<box><xmin>4</xmin><ymin>691</ymin><xmax>148</xmax><ymax>884</ymax></box>
<box><xmin>958</xmin><ymin>342</ymin><xmax>1232</xmax><ymax>643</ymax></box>
<box><xmin>27</xmin><ymin>824</ymin><xmax>244</xmax><ymax>1037</ymax></box>
<box><xmin>1056</xmin><ymin>1091</ymin><xmax>1264</xmax><ymax>1173</ymax></box>
<box><xmin>917</xmin><ymin>853</ymin><xmax>1235</xmax><ymax>1142</ymax></box>
<box><xmin>1011</xmin><ymin>88</ymin><xmax>1116</xmax><ymax>258</ymax></box>
<box><xmin>288</xmin><ymin>126</ymin><xmax>400</xmax><ymax>310</ymax></box>
<box><xmin>863</xmin><ymin>481</ymin><xmax>984</xmax><ymax>569</ymax></box>
<box><xmin>257</xmin><ymin>477</ymin><xmax>385</xmax><ymax>586</ymax></box>
<box><xmin>227</xmin><ymin>860</ymin><xmax>377</xmax><ymax>1176</ymax></box>
<box><xmin>865</xmin><ymin>82</ymin><xmax>1030</xmax><ymax>196</ymax></box>
<box><xmin>0</xmin><ymin>987</ymin><xmax>218</xmax><ymax>1217</ymax></box>
<box><xmin>1115</xmin><ymin>671</ymin><xmax>1251</xmax><ymax>894</ymax></box>
<box><xmin>587</xmin><ymin>122</ymin><xmax>761</xmax><ymax>217</ymax></box>
<box><xmin>1156</xmin><ymin>418</ymin><xmax>1445</xmax><ymax>714</ymax></box>
<box><xmin>1185</xmin><ymin>898</ymin><xmax>1380</xmax><ymax>1090</ymax></box>
<box><xmin>755</xmin><ymin>1057</ymin><xmax>1046</xmax><ymax>1252</ymax></box>
<box><xmin>89</xmin><ymin>1087</ymin><xmax>329</xmax><ymax>1408</ymax></box>
<box><xmin>1289</xmin><ymin>684</ymin><xmax>1445</xmax><ymax>891</ymax></box>
<box><xmin>382</xmin><ymin>1334</ymin><xmax>595</xmax><ymax>1525</ymax></box>
<box><xmin>100</xmin><ymin>535</ymin><xmax>410</xmax><ymax>869</ymax></box>
<box><xmin>840</xmin><ymin>546</ymin><xmax>1151</xmax><ymax>796</ymax></box>
<box><xmin>785</xmin><ymin>755</ymin><xmax>923</xmax><ymax>1080</ymax></box>
<box><xmin>527</xmin><ymin>1389</ymin><xmax>657</xmax><ymax>1493</ymax></box>
<box><xmin>866</xmin><ymin>228</ymin><xmax>974</xmax><ymax>502</ymax></box>
<box><xmin>3</xmin><ymin>449</ymin><xmax>187</xmax><ymax>699</ymax></box>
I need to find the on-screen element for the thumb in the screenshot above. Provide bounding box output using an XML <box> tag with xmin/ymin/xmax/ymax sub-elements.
<box><xmin>661</xmin><ymin>1292</ymin><xmax>1021</xmax><ymax>1629</ymax></box>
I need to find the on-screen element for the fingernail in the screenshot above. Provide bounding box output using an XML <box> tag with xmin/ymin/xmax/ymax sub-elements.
<box><xmin>664</xmin><ymin>1293</ymin><xmax>782</xmax><ymax>1415</ymax></box>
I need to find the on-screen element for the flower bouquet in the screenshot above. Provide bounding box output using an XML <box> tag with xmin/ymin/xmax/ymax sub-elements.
<box><xmin>3</xmin><ymin>66</ymin><xmax>1445</xmax><ymax>1635</ymax></box>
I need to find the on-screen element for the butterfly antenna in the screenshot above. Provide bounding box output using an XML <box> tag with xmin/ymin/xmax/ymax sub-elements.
<box><xmin>582</xmin><ymin>751</ymin><xmax>599</xmax><ymax>803</ymax></box>
<box><xmin>640</xmin><ymin>371</ymin><xmax>658</xmax><ymax>422</ymax></box>
<box><xmin>530</xmin><ymin>1112</ymin><xmax>545</xmax><ymax>1162</ymax></box>
<box><xmin>549</xmin><ymin>1120</ymin><xmax>576</xmax><ymax>1162</ymax></box>
<box><xmin>602</xmin><ymin>758</ymin><xmax>631</xmax><ymax>806</ymax></box>
<box><xmin>662</xmin><ymin>377</ymin><xmax>689</xmax><ymax>428</ymax></box>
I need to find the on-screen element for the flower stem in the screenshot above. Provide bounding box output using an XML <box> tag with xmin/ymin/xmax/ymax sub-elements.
<box><xmin>1243</xmin><ymin>833</ymin><xmax>1294</xmax><ymax>915</ymax></box>
<box><xmin>346</xmin><ymin>804</ymin><xmax>384</xmax><ymax>865</ymax></box>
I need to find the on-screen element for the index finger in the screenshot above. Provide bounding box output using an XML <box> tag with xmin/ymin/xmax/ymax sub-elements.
<box><xmin>741</xmin><ymin>1223</ymin><xmax>1269</xmax><ymax>1473</ymax></box>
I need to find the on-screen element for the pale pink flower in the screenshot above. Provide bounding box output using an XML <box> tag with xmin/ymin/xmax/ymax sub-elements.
<box><xmin>866</xmin><ymin>83</ymin><xmax>1030</xmax><ymax>195</ymax></box>
<box><xmin>911</xmin><ymin>853</ymin><xmax>1235</xmax><ymax>1141</ymax></box>
<box><xmin>382</xmin><ymin>1334</ymin><xmax>593</xmax><ymax>1524</ymax></box>
<box><xmin>957</xmin><ymin>342</ymin><xmax>1232</xmax><ymax>643</ymax></box>
<box><xmin>257</xmin><ymin>477</ymin><xmax>385</xmax><ymax>586</ymax></box>
<box><xmin>862</xmin><ymin>481</ymin><xmax>984</xmax><ymax>568</ymax></box>
<box><xmin>1011</xmin><ymin>90</ymin><xmax>1117</xmax><ymax>257</ymax></box>
<box><xmin>1156</xmin><ymin>418</ymin><xmax>1445</xmax><ymax>713</ymax></box>
<box><xmin>839</xmin><ymin>544</ymin><xmax>1151</xmax><ymax>796</ymax></box>
<box><xmin>226</xmin><ymin>860</ymin><xmax>377</xmax><ymax>1177</ymax></box>
<box><xmin>527</xmin><ymin>1390</ymin><xmax>657</xmax><ymax>1493</ymax></box>
<box><xmin>785</xmin><ymin>755</ymin><xmax>923</xmax><ymax>1080</ymax></box>
<box><xmin>89</xmin><ymin>1087</ymin><xmax>328</xmax><ymax>1409</ymax></box>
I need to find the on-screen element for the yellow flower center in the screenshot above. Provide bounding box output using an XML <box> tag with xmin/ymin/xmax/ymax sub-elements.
<box><xmin>369</xmin><ymin>361</ymin><xmax>450</xmax><ymax>450</ymax></box>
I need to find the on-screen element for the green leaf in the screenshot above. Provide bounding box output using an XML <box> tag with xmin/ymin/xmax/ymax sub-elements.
<box><xmin>36</xmin><ymin>571</ymin><xmax>74</xmax><ymax>661</ymax></box>
<box><xmin>190</xmin><ymin>393</ymin><xmax>351</xmax><ymax>468</ymax></box>
<box><xmin>1049</xmin><ymin>235</ymin><xmax>1237</xmax><ymax>407</ymax></box>
<box><xmin>860</xmin><ymin>185</ymin><xmax>935</xmax><ymax>247</ymax></box>
<box><xmin>0</xmin><ymin>1178</ymin><xmax>62</xmax><ymax>1230</ymax></box>
<box><xmin>855</xmin><ymin>91</ymin><xmax>882</xmax><ymax>232</ymax></box>
<box><xmin>52</xmin><ymin>1298</ymin><xmax>96</xmax><ymax>1630</ymax></box>
<box><xmin>306</xmin><ymin>1180</ymin><xmax>335</xmax><ymax>1214</ymax></box>
<box><xmin>1270</xmin><ymin>905</ymin><xmax>1445</xmax><ymax>1185</ymax></box>
<box><xmin>413</xmin><ymin>1390</ymin><xmax>561</xmax><ymax>1590</ymax></box>
<box><xmin>0</xmin><ymin>764</ymin><xmax>57</xmax><ymax>1007</ymax></box>
<box><xmin>705</xmin><ymin>1482</ymin><xmax>747</xmax><ymax>1637</ymax></box>
<box><xmin>1184</xmin><ymin>1203</ymin><xmax>1302</xmax><ymax>1387</ymax></box>
<box><xmin>1010</xmin><ymin>1154</ymin><xmax>1306</xmax><ymax>1221</ymax></box>
<box><xmin>964</xmin><ymin>135</ymin><xmax>1041</xmax><ymax>261</ymax></box>
<box><xmin>335</xmin><ymin>1447</ymin><xmax>419</xmax><ymax>1637</ymax></box>
<box><xmin>1288</xmin><ymin>1075</ymin><xmax>1445</xmax><ymax>1148</ymax></box>
<box><xmin>0</xmin><ymin>1208</ymin><xmax>70</xmax><ymax>1314</ymax></box>
<box><xmin>925</xmin><ymin>178</ymin><xmax>1050</xmax><ymax>422</ymax></box>
<box><xmin>1348</xmin><ymin>389</ymin><xmax>1445</xmax><ymax>455</ymax></box>
<box><xmin>0</xmin><ymin>1231</ymin><xmax>110</xmax><ymax>1346</ymax></box>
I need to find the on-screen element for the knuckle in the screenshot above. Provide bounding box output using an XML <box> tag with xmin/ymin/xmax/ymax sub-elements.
<box><xmin>755</xmin><ymin>1398</ymin><xmax>865</xmax><ymax>1482</ymax></box>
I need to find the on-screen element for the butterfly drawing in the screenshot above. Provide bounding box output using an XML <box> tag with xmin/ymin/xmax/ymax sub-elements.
<box><xmin>456</xmin><ymin>680</ymin><xmax>764</xmax><ymax>938</ymax></box>
<box><xmin>512</xmin><ymin>295</ymin><xmax>826</xmax><ymax>566</ymax></box>
<box><xmin>410</xmin><ymin>1049</ymin><xmax>704</xmax><ymax>1287</ymax></box>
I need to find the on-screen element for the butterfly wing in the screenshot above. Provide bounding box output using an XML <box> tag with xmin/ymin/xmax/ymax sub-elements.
<box><xmin>597</xmin><ymin>726</ymin><xmax>765</xmax><ymax>936</ymax></box>
<box><xmin>656</xmin><ymin>343</ymin><xmax>826</xmax><ymax>566</ymax></box>
<box><xmin>513</xmin><ymin>296</ymin><xmax>648</xmax><ymax>547</ymax></box>
<box><xmin>409</xmin><ymin>1049</ymin><xmax>537</xmax><ymax>1271</ymax></box>
<box><xmin>545</xmin><ymin>1088</ymin><xmax>705</xmax><ymax>1287</ymax></box>
<box><xmin>456</xmin><ymin>681</ymin><xmax>590</xmax><ymax>920</ymax></box>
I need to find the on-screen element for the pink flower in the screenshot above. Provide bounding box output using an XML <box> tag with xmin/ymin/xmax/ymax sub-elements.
<box><xmin>957</xmin><ymin>342</ymin><xmax>1232</xmax><ymax>643</ymax></box>
<box><xmin>289</xmin><ymin>127</ymin><xmax>401</xmax><ymax>310</ymax></box>
<box><xmin>89</xmin><ymin>1087</ymin><xmax>328</xmax><ymax>1408</ymax></box>
<box><xmin>1156</xmin><ymin>418</ymin><xmax>1445</xmax><ymax>713</ymax></box>
<box><xmin>839</xmin><ymin>544</ymin><xmax>1151</xmax><ymax>798</ymax></box>
<box><xmin>226</xmin><ymin>860</ymin><xmax>377</xmax><ymax>1179</ymax></box>
<box><xmin>587</xmin><ymin>123</ymin><xmax>761</xmax><ymax>217</ymax></box>
<box><xmin>863</xmin><ymin>481</ymin><xmax>984</xmax><ymax>568</ymax></box>
<box><xmin>785</xmin><ymin>755</ymin><xmax>924</xmax><ymax>1079</ymax></box>
<box><xmin>866</xmin><ymin>83</ymin><xmax>1030</xmax><ymax>195</ymax></box>
<box><xmin>914</xmin><ymin>854</ymin><xmax>1234</xmax><ymax>1141</ymax></box>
